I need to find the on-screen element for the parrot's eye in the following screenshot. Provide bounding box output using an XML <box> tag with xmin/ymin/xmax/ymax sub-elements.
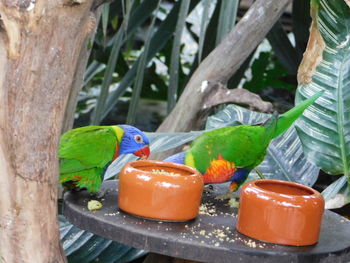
<box><xmin>134</xmin><ymin>135</ymin><xmax>143</xmax><ymax>143</ymax></box>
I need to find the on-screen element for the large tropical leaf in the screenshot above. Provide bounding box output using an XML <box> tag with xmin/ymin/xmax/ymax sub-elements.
<box><xmin>206</xmin><ymin>104</ymin><xmax>320</xmax><ymax>186</ymax></box>
<box><xmin>295</xmin><ymin>0</ymin><xmax>350</xmax><ymax>203</ymax></box>
<box><xmin>322</xmin><ymin>176</ymin><xmax>350</xmax><ymax>209</ymax></box>
<box><xmin>59</xmin><ymin>215</ymin><xmax>147</xmax><ymax>263</ymax></box>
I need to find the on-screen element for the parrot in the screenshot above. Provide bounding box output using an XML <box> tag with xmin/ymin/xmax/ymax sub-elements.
<box><xmin>164</xmin><ymin>91</ymin><xmax>323</xmax><ymax>196</ymax></box>
<box><xmin>59</xmin><ymin>125</ymin><xmax>150</xmax><ymax>194</ymax></box>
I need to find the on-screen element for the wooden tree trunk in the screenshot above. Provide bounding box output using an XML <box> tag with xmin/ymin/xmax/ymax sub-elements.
<box><xmin>0</xmin><ymin>1</ymin><xmax>102</xmax><ymax>262</ymax></box>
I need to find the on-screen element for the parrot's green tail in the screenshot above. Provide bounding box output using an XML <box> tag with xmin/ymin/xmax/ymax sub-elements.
<box><xmin>262</xmin><ymin>111</ymin><xmax>279</xmax><ymax>145</ymax></box>
<box><xmin>273</xmin><ymin>91</ymin><xmax>324</xmax><ymax>138</ymax></box>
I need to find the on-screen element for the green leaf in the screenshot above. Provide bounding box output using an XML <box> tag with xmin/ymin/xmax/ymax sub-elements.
<box><xmin>59</xmin><ymin>215</ymin><xmax>147</xmax><ymax>263</ymax></box>
<box><xmin>102</xmin><ymin>3</ymin><xmax>110</xmax><ymax>44</ymax></box>
<box><xmin>90</xmin><ymin>0</ymin><xmax>161</xmax><ymax>125</ymax></box>
<box><xmin>184</xmin><ymin>0</ymin><xmax>220</xmax><ymax>86</ymax></box>
<box><xmin>102</xmin><ymin>0</ymin><xmax>201</xmax><ymax>121</ymax></box>
<box><xmin>322</xmin><ymin>175</ymin><xmax>350</xmax><ymax>209</ymax></box>
<box><xmin>292</xmin><ymin>0</ymin><xmax>311</xmax><ymax>58</ymax></box>
<box><xmin>206</xmin><ymin>104</ymin><xmax>320</xmax><ymax>186</ymax></box>
<box><xmin>267</xmin><ymin>21</ymin><xmax>300</xmax><ymax>75</ymax></box>
<box><xmin>322</xmin><ymin>176</ymin><xmax>347</xmax><ymax>209</ymax></box>
<box><xmin>167</xmin><ymin>0</ymin><xmax>191</xmax><ymax>113</ymax></box>
<box><xmin>216</xmin><ymin>0</ymin><xmax>239</xmax><ymax>45</ymax></box>
<box><xmin>90</xmin><ymin>0</ymin><xmax>134</xmax><ymax>125</ymax></box>
<box><xmin>84</xmin><ymin>61</ymin><xmax>105</xmax><ymax>87</ymax></box>
<box><xmin>126</xmin><ymin>0</ymin><xmax>160</xmax><ymax>39</ymax></box>
<box><xmin>295</xmin><ymin>0</ymin><xmax>350</xmax><ymax>182</ymax></box>
<box><xmin>127</xmin><ymin>0</ymin><xmax>162</xmax><ymax>125</ymax></box>
<box><xmin>198</xmin><ymin>0</ymin><xmax>212</xmax><ymax>63</ymax></box>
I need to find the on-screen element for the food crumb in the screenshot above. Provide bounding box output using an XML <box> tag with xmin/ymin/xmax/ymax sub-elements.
<box><xmin>87</xmin><ymin>200</ymin><xmax>103</xmax><ymax>211</ymax></box>
<box><xmin>246</xmin><ymin>239</ymin><xmax>257</xmax><ymax>248</ymax></box>
<box><xmin>151</xmin><ymin>169</ymin><xmax>181</xmax><ymax>176</ymax></box>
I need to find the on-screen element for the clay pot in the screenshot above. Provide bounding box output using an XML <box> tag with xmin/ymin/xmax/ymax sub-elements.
<box><xmin>236</xmin><ymin>179</ymin><xmax>325</xmax><ymax>246</ymax></box>
<box><xmin>118</xmin><ymin>160</ymin><xmax>204</xmax><ymax>221</ymax></box>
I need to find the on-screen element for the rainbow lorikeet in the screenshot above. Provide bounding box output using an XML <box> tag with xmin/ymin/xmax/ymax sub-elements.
<box><xmin>165</xmin><ymin>92</ymin><xmax>323</xmax><ymax>193</ymax></box>
<box><xmin>59</xmin><ymin>125</ymin><xmax>150</xmax><ymax>193</ymax></box>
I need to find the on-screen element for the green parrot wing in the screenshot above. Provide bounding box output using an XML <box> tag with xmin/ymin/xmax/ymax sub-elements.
<box><xmin>60</xmin><ymin>168</ymin><xmax>104</xmax><ymax>193</ymax></box>
<box><xmin>189</xmin><ymin>125</ymin><xmax>269</xmax><ymax>173</ymax></box>
<box><xmin>60</xmin><ymin>159</ymin><xmax>89</xmax><ymax>174</ymax></box>
<box><xmin>59</xmin><ymin>126</ymin><xmax>117</xmax><ymax>172</ymax></box>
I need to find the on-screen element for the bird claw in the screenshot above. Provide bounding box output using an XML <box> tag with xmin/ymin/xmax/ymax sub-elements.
<box><xmin>214</xmin><ymin>191</ymin><xmax>239</xmax><ymax>201</ymax></box>
<box><xmin>214</xmin><ymin>192</ymin><xmax>240</xmax><ymax>208</ymax></box>
<box><xmin>228</xmin><ymin>197</ymin><xmax>240</xmax><ymax>208</ymax></box>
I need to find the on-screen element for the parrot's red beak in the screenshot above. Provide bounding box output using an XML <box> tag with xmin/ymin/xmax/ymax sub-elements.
<box><xmin>134</xmin><ymin>146</ymin><xmax>150</xmax><ymax>159</ymax></box>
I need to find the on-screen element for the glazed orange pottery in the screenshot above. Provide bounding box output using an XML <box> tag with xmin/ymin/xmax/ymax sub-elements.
<box><xmin>118</xmin><ymin>160</ymin><xmax>204</xmax><ymax>221</ymax></box>
<box><xmin>236</xmin><ymin>179</ymin><xmax>325</xmax><ymax>246</ymax></box>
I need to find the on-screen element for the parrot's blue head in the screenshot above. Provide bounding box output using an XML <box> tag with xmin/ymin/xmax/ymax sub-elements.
<box><xmin>119</xmin><ymin>125</ymin><xmax>150</xmax><ymax>159</ymax></box>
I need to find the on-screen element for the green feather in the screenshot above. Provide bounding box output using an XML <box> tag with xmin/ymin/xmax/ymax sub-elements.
<box><xmin>273</xmin><ymin>91</ymin><xmax>324</xmax><ymax>138</ymax></box>
<box><xmin>188</xmin><ymin>124</ymin><xmax>271</xmax><ymax>173</ymax></box>
<box><xmin>60</xmin><ymin>168</ymin><xmax>103</xmax><ymax>193</ymax></box>
<box><xmin>186</xmin><ymin>91</ymin><xmax>323</xmax><ymax>180</ymax></box>
<box><xmin>59</xmin><ymin>126</ymin><xmax>118</xmax><ymax>193</ymax></box>
<box><xmin>261</xmin><ymin>111</ymin><xmax>278</xmax><ymax>145</ymax></box>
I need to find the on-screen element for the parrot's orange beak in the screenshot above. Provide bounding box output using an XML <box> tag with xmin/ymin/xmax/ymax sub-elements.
<box><xmin>134</xmin><ymin>146</ymin><xmax>150</xmax><ymax>159</ymax></box>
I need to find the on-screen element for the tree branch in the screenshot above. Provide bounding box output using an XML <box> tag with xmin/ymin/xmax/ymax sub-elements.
<box><xmin>156</xmin><ymin>0</ymin><xmax>290</xmax><ymax>134</ymax></box>
<box><xmin>204</xmin><ymin>83</ymin><xmax>273</xmax><ymax>113</ymax></box>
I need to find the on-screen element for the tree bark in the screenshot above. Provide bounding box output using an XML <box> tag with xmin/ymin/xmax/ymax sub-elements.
<box><xmin>0</xmin><ymin>0</ymin><xmax>102</xmax><ymax>262</ymax></box>
<box><xmin>156</xmin><ymin>0</ymin><xmax>290</xmax><ymax>134</ymax></box>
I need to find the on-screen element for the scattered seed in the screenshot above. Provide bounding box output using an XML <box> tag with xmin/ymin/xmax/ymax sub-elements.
<box><xmin>151</xmin><ymin>169</ymin><xmax>181</xmax><ymax>176</ymax></box>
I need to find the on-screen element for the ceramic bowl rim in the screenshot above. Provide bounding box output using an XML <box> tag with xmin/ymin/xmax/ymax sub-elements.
<box><xmin>125</xmin><ymin>160</ymin><xmax>201</xmax><ymax>178</ymax></box>
<box><xmin>248</xmin><ymin>179</ymin><xmax>321</xmax><ymax>199</ymax></box>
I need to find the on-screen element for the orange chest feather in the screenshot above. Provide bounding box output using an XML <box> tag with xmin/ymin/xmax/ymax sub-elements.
<box><xmin>202</xmin><ymin>155</ymin><xmax>237</xmax><ymax>183</ymax></box>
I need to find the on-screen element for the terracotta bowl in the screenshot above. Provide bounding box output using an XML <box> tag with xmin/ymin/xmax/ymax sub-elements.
<box><xmin>236</xmin><ymin>179</ymin><xmax>325</xmax><ymax>246</ymax></box>
<box><xmin>118</xmin><ymin>160</ymin><xmax>204</xmax><ymax>221</ymax></box>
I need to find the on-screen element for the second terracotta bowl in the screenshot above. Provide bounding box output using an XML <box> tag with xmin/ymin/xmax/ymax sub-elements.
<box><xmin>118</xmin><ymin>160</ymin><xmax>204</xmax><ymax>221</ymax></box>
<box><xmin>236</xmin><ymin>179</ymin><xmax>325</xmax><ymax>246</ymax></box>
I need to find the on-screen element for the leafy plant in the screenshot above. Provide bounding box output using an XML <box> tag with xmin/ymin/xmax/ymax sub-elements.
<box><xmin>80</xmin><ymin>0</ymin><xmax>312</xmax><ymax>126</ymax></box>
<box><xmin>295</xmin><ymin>0</ymin><xmax>350</xmax><ymax>208</ymax></box>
